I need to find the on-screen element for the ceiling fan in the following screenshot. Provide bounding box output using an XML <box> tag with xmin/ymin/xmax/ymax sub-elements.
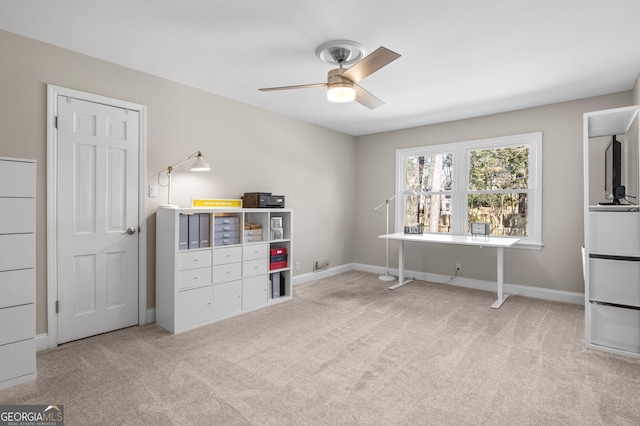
<box><xmin>259</xmin><ymin>40</ymin><xmax>401</xmax><ymax>109</ymax></box>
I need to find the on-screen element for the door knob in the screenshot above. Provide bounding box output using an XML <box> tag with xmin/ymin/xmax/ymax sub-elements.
<box><xmin>126</xmin><ymin>226</ymin><xmax>137</xmax><ymax>235</ymax></box>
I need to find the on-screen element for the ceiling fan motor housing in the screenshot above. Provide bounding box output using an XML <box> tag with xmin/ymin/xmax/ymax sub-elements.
<box><xmin>328</xmin><ymin>68</ymin><xmax>353</xmax><ymax>85</ymax></box>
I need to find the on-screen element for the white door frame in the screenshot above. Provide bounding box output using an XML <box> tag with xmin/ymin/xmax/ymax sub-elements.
<box><xmin>46</xmin><ymin>84</ymin><xmax>148</xmax><ymax>349</ymax></box>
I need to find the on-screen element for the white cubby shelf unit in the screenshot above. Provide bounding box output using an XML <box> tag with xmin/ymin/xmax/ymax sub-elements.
<box><xmin>156</xmin><ymin>207</ymin><xmax>293</xmax><ymax>334</ymax></box>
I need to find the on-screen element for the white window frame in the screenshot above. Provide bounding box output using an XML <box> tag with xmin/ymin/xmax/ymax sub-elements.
<box><xmin>395</xmin><ymin>132</ymin><xmax>542</xmax><ymax>248</ymax></box>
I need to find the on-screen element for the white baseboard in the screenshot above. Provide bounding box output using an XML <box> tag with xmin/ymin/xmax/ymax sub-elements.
<box><xmin>36</xmin><ymin>334</ymin><xmax>49</xmax><ymax>352</ymax></box>
<box><xmin>352</xmin><ymin>263</ymin><xmax>584</xmax><ymax>305</ymax></box>
<box><xmin>37</xmin><ymin>309</ymin><xmax>158</xmax><ymax>352</ymax></box>
<box><xmin>292</xmin><ymin>263</ymin><xmax>354</xmax><ymax>286</ymax></box>
<box><xmin>292</xmin><ymin>262</ymin><xmax>583</xmax><ymax>306</ymax></box>
<box><xmin>146</xmin><ymin>308</ymin><xmax>156</xmax><ymax>324</ymax></box>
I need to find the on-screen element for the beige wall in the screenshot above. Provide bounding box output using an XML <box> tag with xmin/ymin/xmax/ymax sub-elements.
<box><xmin>2</xmin><ymin>27</ymin><xmax>637</xmax><ymax>337</ymax></box>
<box><xmin>634</xmin><ymin>72</ymin><xmax>640</xmax><ymax>105</ymax></box>
<box><xmin>354</xmin><ymin>92</ymin><xmax>633</xmax><ymax>294</ymax></box>
<box><xmin>0</xmin><ymin>30</ymin><xmax>356</xmax><ymax>334</ymax></box>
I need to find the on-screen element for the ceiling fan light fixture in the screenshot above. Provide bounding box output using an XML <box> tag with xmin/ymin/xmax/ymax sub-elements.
<box><xmin>327</xmin><ymin>82</ymin><xmax>356</xmax><ymax>103</ymax></box>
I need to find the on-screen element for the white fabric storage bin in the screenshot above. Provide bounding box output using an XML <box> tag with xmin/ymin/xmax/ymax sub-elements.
<box><xmin>590</xmin><ymin>257</ymin><xmax>640</xmax><ymax>307</ymax></box>
<box><xmin>590</xmin><ymin>303</ymin><xmax>640</xmax><ymax>354</ymax></box>
<box><xmin>589</xmin><ymin>212</ymin><xmax>640</xmax><ymax>257</ymax></box>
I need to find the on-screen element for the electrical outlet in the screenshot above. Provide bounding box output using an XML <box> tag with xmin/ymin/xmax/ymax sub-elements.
<box><xmin>456</xmin><ymin>263</ymin><xmax>462</xmax><ymax>271</ymax></box>
<box><xmin>295</xmin><ymin>261</ymin><xmax>300</xmax><ymax>271</ymax></box>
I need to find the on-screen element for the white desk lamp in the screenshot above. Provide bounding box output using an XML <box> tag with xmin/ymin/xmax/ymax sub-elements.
<box><xmin>158</xmin><ymin>151</ymin><xmax>211</xmax><ymax>206</ymax></box>
<box><xmin>374</xmin><ymin>187</ymin><xmax>417</xmax><ymax>282</ymax></box>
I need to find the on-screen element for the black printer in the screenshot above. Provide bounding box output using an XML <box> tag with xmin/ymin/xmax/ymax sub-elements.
<box><xmin>242</xmin><ymin>192</ymin><xmax>285</xmax><ymax>208</ymax></box>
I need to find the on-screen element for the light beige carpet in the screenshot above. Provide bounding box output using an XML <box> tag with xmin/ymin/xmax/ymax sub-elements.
<box><xmin>2</xmin><ymin>271</ymin><xmax>639</xmax><ymax>425</ymax></box>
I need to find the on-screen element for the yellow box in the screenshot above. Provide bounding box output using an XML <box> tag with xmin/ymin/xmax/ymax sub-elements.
<box><xmin>191</xmin><ymin>199</ymin><xmax>242</xmax><ymax>208</ymax></box>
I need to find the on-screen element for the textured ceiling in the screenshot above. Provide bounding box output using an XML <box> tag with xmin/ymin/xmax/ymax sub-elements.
<box><xmin>1</xmin><ymin>0</ymin><xmax>640</xmax><ymax>135</ymax></box>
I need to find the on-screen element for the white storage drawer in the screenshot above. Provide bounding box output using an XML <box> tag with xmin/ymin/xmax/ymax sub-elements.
<box><xmin>0</xmin><ymin>234</ymin><xmax>35</xmax><ymax>271</ymax></box>
<box><xmin>0</xmin><ymin>160</ymin><xmax>36</xmax><ymax>197</ymax></box>
<box><xmin>214</xmin><ymin>246</ymin><xmax>242</xmax><ymax>265</ymax></box>
<box><xmin>178</xmin><ymin>267</ymin><xmax>212</xmax><ymax>290</ymax></box>
<box><xmin>589</xmin><ymin>212</ymin><xmax>640</xmax><ymax>256</ymax></box>
<box><xmin>243</xmin><ymin>243</ymin><xmax>268</xmax><ymax>261</ymax></box>
<box><xmin>243</xmin><ymin>275</ymin><xmax>268</xmax><ymax>310</ymax></box>
<box><xmin>214</xmin><ymin>237</ymin><xmax>240</xmax><ymax>246</ymax></box>
<box><xmin>214</xmin><ymin>262</ymin><xmax>242</xmax><ymax>283</ymax></box>
<box><xmin>0</xmin><ymin>199</ymin><xmax>36</xmax><ymax>234</ymax></box>
<box><xmin>214</xmin><ymin>223</ymin><xmax>240</xmax><ymax>232</ymax></box>
<box><xmin>178</xmin><ymin>249</ymin><xmax>212</xmax><ymax>271</ymax></box>
<box><xmin>214</xmin><ymin>279</ymin><xmax>242</xmax><ymax>319</ymax></box>
<box><xmin>0</xmin><ymin>269</ymin><xmax>35</xmax><ymax>308</ymax></box>
<box><xmin>589</xmin><ymin>303</ymin><xmax>640</xmax><ymax>354</ymax></box>
<box><xmin>0</xmin><ymin>304</ymin><xmax>34</xmax><ymax>346</ymax></box>
<box><xmin>243</xmin><ymin>258</ymin><xmax>268</xmax><ymax>277</ymax></box>
<box><xmin>214</xmin><ymin>216</ymin><xmax>240</xmax><ymax>226</ymax></box>
<box><xmin>177</xmin><ymin>286</ymin><xmax>213</xmax><ymax>330</ymax></box>
<box><xmin>0</xmin><ymin>339</ymin><xmax>35</xmax><ymax>383</ymax></box>
<box><xmin>590</xmin><ymin>257</ymin><xmax>640</xmax><ymax>307</ymax></box>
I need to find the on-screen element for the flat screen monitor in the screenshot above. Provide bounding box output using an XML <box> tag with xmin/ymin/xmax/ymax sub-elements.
<box><xmin>605</xmin><ymin>136</ymin><xmax>625</xmax><ymax>204</ymax></box>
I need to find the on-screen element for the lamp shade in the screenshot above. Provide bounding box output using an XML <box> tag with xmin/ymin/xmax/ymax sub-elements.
<box><xmin>190</xmin><ymin>153</ymin><xmax>211</xmax><ymax>171</ymax></box>
<box><xmin>159</xmin><ymin>150</ymin><xmax>211</xmax><ymax>206</ymax></box>
<box><xmin>327</xmin><ymin>82</ymin><xmax>356</xmax><ymax>103</ymax></box>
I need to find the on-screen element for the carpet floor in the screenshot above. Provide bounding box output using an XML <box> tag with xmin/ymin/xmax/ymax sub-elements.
<box><xmin>1</xmin><ymin>271</ymin><xmax>639</xmax><ymax>425</ymax></box>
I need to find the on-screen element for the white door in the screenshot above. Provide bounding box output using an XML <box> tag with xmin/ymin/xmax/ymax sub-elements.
<box><xmin>56</xmin><ymin>96</ymin><xmax>139</xmax><ymax>344</ymax></box>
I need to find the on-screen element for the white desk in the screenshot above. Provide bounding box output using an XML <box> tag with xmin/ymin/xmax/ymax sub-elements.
<box><xmin>378</xmin><ymin>233</ymin><xmax>520</xmax><ymax>308</ymax></box>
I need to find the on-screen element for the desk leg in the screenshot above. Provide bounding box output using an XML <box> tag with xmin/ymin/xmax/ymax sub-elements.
<box><xmin>491</xmin><ymin>247</ymin><xmax>509</xmax><ymax>308</ymax></box>
<box><xmin>389</xmin><ymin>240</ymin><xmax>413</xmax><ymax>290</ymax></box>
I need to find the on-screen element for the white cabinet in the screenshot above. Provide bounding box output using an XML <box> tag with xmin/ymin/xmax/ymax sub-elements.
<box><xmin>214</xmin><ymin>280</ymin><xmax>242</xmax><ymax>319</ymax></box>
<box><xmin>0</xmin><ymin>157</ymin><xmax>36</xmax><ymax>390</ymax></box>
<box><xmin>177</xmin><ymin>285</ymin><xmax>214</xmax><ymax>331</ymax></box>
<box><xmin>584</xmin><ymin>106</ymin><xmax>640</xmax><ymax>358</ymax></box>
<box><xmin>243</xmin><ymin>275</ymin><xmax>269</xmax><ymax>311</ymax></box>
<box><xmin>156</xmin><ymin>207</ymin><xmax>292</xmax><ymax>334</ymax></box>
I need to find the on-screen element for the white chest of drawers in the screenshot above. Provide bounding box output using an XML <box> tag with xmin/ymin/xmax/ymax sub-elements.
<box><xmin>584</xmin><ymin>106</ymin><xmax>640</xmax><ymax>358</ymax></box>
<box><xmin>0</xmin><ymin>157</ymin><xmax>37</xmax><ymax>390</ymax></box>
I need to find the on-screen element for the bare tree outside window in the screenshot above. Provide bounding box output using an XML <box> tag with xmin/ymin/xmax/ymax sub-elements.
<box><xmin>397</xmin><ymin>132</ymin><xmax>541</xmax><ymax>244</ymax></box>
<box><xmin>404</xmin><ymin>152</ymin><xmax>453</xmax><ymax>233</ymax></box>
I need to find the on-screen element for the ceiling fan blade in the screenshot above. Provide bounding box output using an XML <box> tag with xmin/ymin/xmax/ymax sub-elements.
<box><xmin>341</xmin><ymin>46</ymin><xmax>401</xmax><ymax>83</ymax></box>
<box><xmin>354</xmin><ymin>84</ymin><xmax>385</xmax><ymax>110</ymax></box>
<box><xmin>259</xmin><ymin>83</ymin><xmax>327</xmax><ymax>91</ymax></box>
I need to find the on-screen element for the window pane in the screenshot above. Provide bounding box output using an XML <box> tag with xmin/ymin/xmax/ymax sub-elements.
<box><xmin>468</xmin><ymin>193</ymin><xmax>528</xmax><ymax>236</ymax></box>
<box><xmin>469</xmin><ymin>146</ymin><xmax>529</xmax><ymax>190</ymax></box>
<box><xmin>405</xmin><ymin>153</ymin><xmax>452</xmax><ymax>192</ymax></box>
<box><xmin>405</xmin><ymin>194</ymin><xmax>452</xmax><ymax>233</ymax></box>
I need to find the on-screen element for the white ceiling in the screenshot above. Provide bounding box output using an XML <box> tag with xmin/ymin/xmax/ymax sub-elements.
<box><xmin>1</xmin><ymin>0</ymin><xmax>640</xmax><ymax>136</ymax></box>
